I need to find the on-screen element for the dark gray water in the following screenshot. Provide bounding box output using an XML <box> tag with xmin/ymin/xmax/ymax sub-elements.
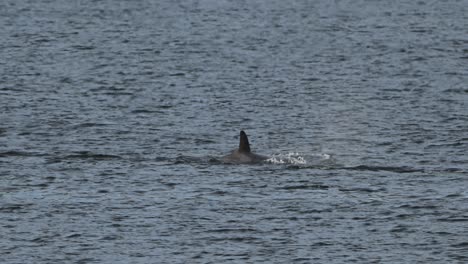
<box><xmin>1</xmin><ymin>0</ymin><xmax>468</xmax><ymax>263</ymax></box>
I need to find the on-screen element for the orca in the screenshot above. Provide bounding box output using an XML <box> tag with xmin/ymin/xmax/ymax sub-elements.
<box><xmin>222</xmin><ymin>130</ymin><xmax>268</xmax><ymax>164</ymax></box>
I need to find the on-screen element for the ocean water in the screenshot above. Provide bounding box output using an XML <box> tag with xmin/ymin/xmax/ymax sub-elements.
<box><xmin>1</xmin><ymin>0</ymin><xmax>467</xmax><ymax>263</ymax></box>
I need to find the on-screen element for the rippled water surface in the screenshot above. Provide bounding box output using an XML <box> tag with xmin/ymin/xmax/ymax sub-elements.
<box><xmin>1</xmin><ymin>0</ymin><xmax>467</xmax><ymax>263</ymax></box>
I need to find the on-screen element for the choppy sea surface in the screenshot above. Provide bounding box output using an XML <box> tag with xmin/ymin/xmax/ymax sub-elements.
<box><xmin>1</xmin><ymin>0</ymin><xmax>467</xmax><ymax>263</ymax></box>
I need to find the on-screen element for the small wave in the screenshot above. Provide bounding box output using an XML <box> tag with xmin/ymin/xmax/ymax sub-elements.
<box><xmin>0</xmin><ymin>203</ymin><xmax>34</xmax><ymax>213</ymax></box>
<box><xmin>70</xmin><ymin>44</ymin><xmax>95</xmax><ymax>50</ymax></box>
<box><xmin>343</xmin><ymin>165</ymin><xmax>423</xmax><ymax>173</ymax></box>
<box><xmin>73</xmin><ymin>122</ymin><xmax>113</xmax><ymax>128</ymax></box>
<box><xmin>437</xmin><ymin>217</ymin><xmax>468</xmax><ymax>222</ymax></box>
<box><xmin>279</xmin><ymin>184</ymin><xmax>329</xmax><ymax>190</ymax></box>
<box><xmin>0</xmin><ymin>150</ymin><xmax>46</xmax><ymax>158</ymax></box>
<box><xmin>174</xmin><ymin>155</ymin><xmax>209</xmax><ymax>165</ymax></box>
<box><xmin>46</xmin><ymin>151</ymin><xmax>123</xmax><ymax>163</ymax></box>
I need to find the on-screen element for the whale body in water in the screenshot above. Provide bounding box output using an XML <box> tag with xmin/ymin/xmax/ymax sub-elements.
<box><xmin>222</xmin><ymin>130</ymin><xmax>268</xmax><ymax>164</ymax></box>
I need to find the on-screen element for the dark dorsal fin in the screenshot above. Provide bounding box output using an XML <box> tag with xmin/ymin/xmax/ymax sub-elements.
<box><xmin>238</xmin><ymin>130</ymin><xmax>251</xmax><ymax>153</ymax></box>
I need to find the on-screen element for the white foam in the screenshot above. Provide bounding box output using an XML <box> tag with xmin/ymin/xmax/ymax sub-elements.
<box><xmin>313</xmin><ymin>153</ymin><xmax>331</xmax><ymax>160</ymax></box>
<box><xmin>267</xmin><ymin>152</ymin><xmax>307</xmax><ymax>165</ymax></box>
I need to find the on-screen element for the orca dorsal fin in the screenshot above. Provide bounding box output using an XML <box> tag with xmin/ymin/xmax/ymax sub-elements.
<box><xmin>239</xmin><ymin>130</ymin><xmax>251</xmax><ymax>153</ymax></box>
